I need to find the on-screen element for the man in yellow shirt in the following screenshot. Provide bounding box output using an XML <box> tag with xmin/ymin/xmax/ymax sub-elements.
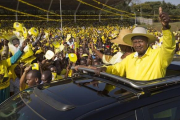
<box><xmin>20</xmin><ymin>66</ymin><xmax>42</xmax><ymax>91</ymax></box>
<box><xmin>95</xmin><ymin>7</ymin><xmax>175</xmax><ymax>81</ymax></box>
<box><xmin>0</xmin><ymin>39</ymin><xmax>27</xmax><ymax>103</ymax></box>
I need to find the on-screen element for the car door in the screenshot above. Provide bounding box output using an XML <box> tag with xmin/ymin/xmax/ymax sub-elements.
<box><xmin>142</xmin><ymin>96</ymin><xmax>180</xmax><ymax>120</ymax></box>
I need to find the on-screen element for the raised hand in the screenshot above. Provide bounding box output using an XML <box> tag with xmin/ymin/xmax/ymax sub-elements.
<box><xmin>20</xmin><ymin>40</ymin><xmax>28</xmax><ymax>51</ymax></box>
<box><xmin>89</xmin><ymin>43</ymin><xmax>95</xmax><ymax>50</ymax></box>
<box><xmin>24</xmin><ymin>65</ymin><xmax>32</xmax><ymax>73</ymax></box>
<box><xmin>159</xmin><ymin>7</ymin><xmax>170</xmax><ymax>29</ymax></box>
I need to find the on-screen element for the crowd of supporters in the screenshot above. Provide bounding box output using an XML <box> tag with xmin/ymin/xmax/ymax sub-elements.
<box><xmin>0</xmin><ymin>19</ymin><xmax>180</xmax><ymax>103</ymax></box>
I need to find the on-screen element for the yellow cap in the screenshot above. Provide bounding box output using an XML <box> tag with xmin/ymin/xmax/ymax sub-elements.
<box><xmin>22</xmin><ymin>27</ymin><xmax>28</xmax><ymax>38</ymax></box>
<box><xmin>82</xmin><ymin>54</ymin><xmax>88</xmax><ymax>57</ymax></box>
<box><xmin>28</xmin><ymin>27</ymin><xmax>39</xmax><ymax>37</ymax></box>
<box><xmin>35</xmin><ymin>49</ymin><xmax>43</xmax><ymax>55</ymax></box>
<box><xmin>68</xmin><ymin>53</ymin><xmax>77</xmax><ymax>63</ymax></box>
<box><xmin>32</xmin><ymin>63</ymin><xmax>39</xmax><ymax>70</ymax></box>
<box><xmin>13</xmin><ymin>22</ymin><xmax>23</xmax><ymax>32</ymax></box>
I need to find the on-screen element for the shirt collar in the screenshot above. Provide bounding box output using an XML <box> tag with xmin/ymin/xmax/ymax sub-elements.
<box><xmin>133</xmin><ymin>47</ymin><xmax>151</xmax><ymax>58</ymax></box>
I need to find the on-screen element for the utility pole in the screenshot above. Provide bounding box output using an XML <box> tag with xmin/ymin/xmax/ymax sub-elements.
<box><xmin>134</xmin><ymin>12</ymin><xmax>136</xmax><ymax>25</ymax></box>
<box><xmin>47</xmin><ymin>0</ymin><xmax>53</xmax><ymax>22</ymax></box>
<box><xmin>16</xmin><ymin>1</ymin><xmax>19</xmax><ymax>21</ymax></box>
<box><xmin>140</xmin><ymin>5</ymin><xmax>142</xmax><ymax>17</ymax></box>
<box><xmin>60</xmin><ymin>0</ymin><xmax>62</xmax><ymax>34</ymax></box>
<box><xmin>74</xmin><ymin>2</ymin><xmax>81</xmax><ymax>23</ymax></box>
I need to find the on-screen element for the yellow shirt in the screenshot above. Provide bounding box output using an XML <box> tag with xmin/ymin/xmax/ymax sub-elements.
<box><xmin>68</xmin><ymin>70</ymin><xmax>72</xmax><ymax>77</ymax></box>
<box><xmin>106</xmin><ymin>29</ymin><xmax>175</xmax><ymax>81</ymax></box>
<box><xmin>60</xmin><ymin>69</ymin><xmax>67</xmax><ymax>75</ymax></box>
<box><xmin>8</xmin><ymin>64</ymin><xmax>18</xmax><ymax>81</ymax></box>
<box><xmin>0</xmin><ymin>58</ymin><xmax>11</xmax><ymax>89</ymax></box>
<box><xmin>20</xmin><ymin>83</ymin><xmax>28</xmax><ymax>91</ymax></box>
<box><xmin>55</xmin><ymin>75</ymin><xmax>63</xmax><ymax>80</ymax></box>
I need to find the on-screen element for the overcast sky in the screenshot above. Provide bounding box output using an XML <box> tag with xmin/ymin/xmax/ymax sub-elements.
<box><xmin>140</xmin><ymin>0</ymin><xmax>180</xmax><ymax>5</ymax></box>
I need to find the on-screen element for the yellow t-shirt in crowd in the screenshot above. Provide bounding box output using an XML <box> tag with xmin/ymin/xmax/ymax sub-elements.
<box><xmin>60</xmin><ymin>69</ymin><xmax>67</xmax><ymax>75</ymax></box>
<box><xmin>8</xmin><ymin>64</ymin><xmax>18</xmax><ymax>81</ymax></box>
<box><xmin>20</xmin><ymin>83</ymin><xmax>28</xmax><ymax>91</ymax></box>
<box><xmin>0</xmin><ymin>58</ymin><xmax>11</xmax><ymax>89</ymax></box>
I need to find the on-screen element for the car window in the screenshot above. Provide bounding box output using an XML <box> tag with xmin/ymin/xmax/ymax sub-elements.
<box><xmin>151</xmin><ymin>108</ymin><xmax>177</xmax><ymax>120</ymax></box>
<box><xmin>0</xmin><ymin>92</ymin><xmax>45</xmax><ymax>120</ymax></box>
<box><xmin>166</xmin><ymin>63</ymin><xmax>180</xmax><ymax>76</ymax></box>
<box><xmin>109</xmin><ymin>111</ymin><xmax>136</xmax><ymax>120</ymax></box>
<box><xmin>143</xmin><ymin>97</ymin><xmax>180</xmax><ymax>120</ymax></box>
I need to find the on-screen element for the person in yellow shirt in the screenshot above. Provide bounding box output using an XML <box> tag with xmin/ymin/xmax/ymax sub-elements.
<box><xmin>41</xmin><ymin>71</ymin><xmax>52</xmax><ymax>83</ymax></box>
<box><xmin>20</xmin><ymin>65</ymin><xmax>42</xmax><ymax>91</ymax></box>
<box><xmin>93</xmin><ymin>7</ymin><xmax>175</xmax><ymax>81</ymax></box>
<box><xmin>49</xmin><ymin>65</ymin><xmax>64</xmax><ymax>81</ymax></box>
<box><xmin>0</xmin><ymin>39</ymin><xmax>27</xmax><ymax>103</ymax></box>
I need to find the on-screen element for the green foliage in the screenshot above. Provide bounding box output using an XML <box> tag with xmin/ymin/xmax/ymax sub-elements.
<box><xmin>169</xmin><ymin>9</ymin><xmax>180</xmax><ymax>16</ymax></box>
<box><xmin>177</xmin><ymin>4</ymin><xmax>180</xmax><ymax>9</ymax></box>
<box><xmin>103</xmin><ymin>0</ymin><xmax>131</xmax><ymax>15</ymax></box>
<box><xmin>131</xmin><ymin>1</ymin><xmax>180</xmax><ymax>21</ymax></box>
<box><xmin>132</xmin><ymin>1</ymin><xmax>161</xmax><ymax>15</ymax></box>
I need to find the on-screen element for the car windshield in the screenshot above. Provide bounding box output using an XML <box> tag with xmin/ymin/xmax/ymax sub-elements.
<box><xmin>0</xmin><ymin>89</ymin><xmax>45</xmax><ymax>120</ymax></box>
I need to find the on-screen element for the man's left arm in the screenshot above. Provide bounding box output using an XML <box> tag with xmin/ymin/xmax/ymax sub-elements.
<box><xmin>159</xmin><ymin>7</ymin><xmax>176</xmax><ymax>67</ymax></box>
<box><xmin>160</xmin><ymin>29</ymin><xmax>175</xmax><ymax>67</ymax></box>
<box><xmin>7</xmin><ymin>40</ymin><xmax>27</xmax><ymax>67</ymax></box>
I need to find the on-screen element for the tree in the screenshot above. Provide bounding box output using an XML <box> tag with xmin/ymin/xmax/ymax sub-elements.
<box><xmin>130</xmin><ymin>1</ymin><xmax>179</xmax><ymax>18</ymax></box>
<box><xmin>176</xmin><ymin>4</ymin><xmax>180</xmax><ymax>9</ymax></box>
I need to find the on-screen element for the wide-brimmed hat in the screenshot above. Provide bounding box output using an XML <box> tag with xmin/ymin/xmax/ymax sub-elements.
<box><xmin>110</xmin><ymin>29</ymin><xmax>132</xmax><ymax>46</ymax></box>
<box><xmin>123</xmin><ymin>27</ymin><xmax>156</xmax><ymax>46</ymax></box>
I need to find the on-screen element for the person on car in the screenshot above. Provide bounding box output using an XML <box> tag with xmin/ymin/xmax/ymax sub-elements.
<box><xmin>0</xmin><ymin>39</ymin><xmax>27</xmax><ymax>103</ymax></box>
<box><xmin>93</xmin><ymin>7</ymin><xmax>175</xmax><ymax>81</ymax></box>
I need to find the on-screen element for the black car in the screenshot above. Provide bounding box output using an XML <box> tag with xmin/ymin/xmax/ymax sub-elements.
<box><xmin>1</xmin><ymin>61</ymin><xmax>180</xmax><ymax>120</ymax></box>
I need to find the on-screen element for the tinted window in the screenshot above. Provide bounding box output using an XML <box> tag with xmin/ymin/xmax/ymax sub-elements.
<box><xmin>110</xmin><ymin>111</ymin><xmax>136</xmax><ymax>120</ymax></box>
<box><xmin>166</xmin><ymin>63</ymin><xmax>180</xmax><ymax>76</ymax></box>
<box><xmin>143</xmin><ymin>97</ymin><xmax>180</xmax><ymax>120</ymax></box>
<box><xmin>151</xmin><ymin>108</ymin><xmax>177</xmax><ymax>120</ymax></box>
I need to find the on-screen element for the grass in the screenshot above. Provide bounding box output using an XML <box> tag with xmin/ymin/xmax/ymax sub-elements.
<box><xmin>138</xmin><ymin>22</ymin><xmax>180</xmax><ymax>31</ymax></box>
